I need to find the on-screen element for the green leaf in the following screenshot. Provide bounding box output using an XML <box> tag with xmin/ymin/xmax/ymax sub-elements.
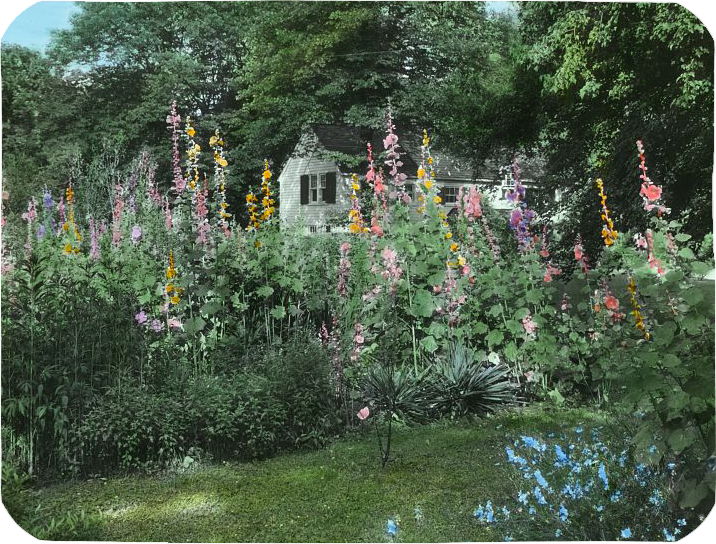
<box><xmin>183</xmin><ymin>317</ymin><xmax>206</xmax><ymax>336</ymax></box>
<box><xmin>679</xmin><ymin>482</ymin><xmax>709</xmax><ymax>509</ymax></box>
<box><xmin>675</xmin><ymin>233</ymin><xmax>692</xmax><ymax>242</ymax></box>
<box><xmin>513</xmin><ymin>307</ymin><xmax>530</xmax><ymax>320</ymax></box>
<box><xmin>547</xmin><ymin>389</ymin><xmax>565</xmax><ymax>405</ymax></box>
<box><xmin>486</xmin><ymin>329</ymin><xmax>504</xmax><ymax>347</ymax></box>
<box><xmin>412</xmin><ymin>289</ymin><xmax>435</xmax><ymax>318</ymax></box>
<box><xmin>682</xmin><ymin>288</ymin><xmax>703</xmax><ymax>305</ymax></box>
<box><xmin>525</xmin><ymin>290</ymin><xmax>542</xmax><ymax>304</ymax></box>
<box><xmin>654</xmin><ymin>322</ymin><xmax>676</xmax><ymax>346</ymax></box>
<box><xmin>473</xmin><ymin>322</ymin><xmax>488</xmax><ymax>335</ymax></box>
<box><xmin>257</xmin><ymin>285</ymin><xmax>274</xmax><ymax>298</ymax></box>
<box><xmin>200</xmin><ymin>301</ymin><xmax>222</xmax><ymax>316</ymax></box>
<box><xmin>420</xmin><ymin>335</ymin><xmax>438</xmax><ymax>353</ymax></box>
<box><xmin>504</xmin><ymin>341</ymin><xmax>518</xmax><ymax>362</ymax></box>
<box><xmin>138</xmin><ymin>292</ymin><xmax>151</xmax><ymax>305</ymax></box>
<box><xmin>667</xmin><ymin>428</ymin><xmax>695</xmax><ymax>454</ymax></box>
<box><xmin>270</xmin><ymin>305</ymin><xmax>286</xmax><ymax>319</ymax></box>
<box><xmin>678</xmin><ymin>247</ymin><xmax>696</xmax><ymax>260</ymax></box>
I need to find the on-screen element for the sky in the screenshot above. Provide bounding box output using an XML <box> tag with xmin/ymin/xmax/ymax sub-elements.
<box><xmin>2</xmin><ymin>1</ymin><xmax>79</xmax><ymax>51</ymax></box>
<box><xmin>3</xmin><ymin>1</ymin><xmax>514</xmax><ymax>53</ymax></box>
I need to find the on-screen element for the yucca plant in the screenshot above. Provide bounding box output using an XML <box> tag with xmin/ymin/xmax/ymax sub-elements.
<box><xmin>362</xmin><ymin>359</ymin><xmax>430</xmax><ymax>467</ymax></box>
<box><xmin>430</xmin><ymin>342</ymin><xmax>517</xmax><ymax>418</ymax></box>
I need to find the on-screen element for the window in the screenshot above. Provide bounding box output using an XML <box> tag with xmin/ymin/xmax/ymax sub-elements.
<box><xmin>309</xmin><ymin>225</ymin><xmax>318</xmax><ymax>233</ymax></box>
<box><xmin>405</xmin><ymin>184</ymin><xmax>415</xmax><ymax>199</ymax></box>
<box><xmin>443</xmin><ymin>186</ymin><xmax>459</xmax><ymax>204</ymax></box>
<box><xmin>319</xmin><ymin>173</ymin><xmax>327</xmax><ymax>202</ymax></box>
<box><xmin>309</xmin><ymin>173</ymin><xmax>327</xmax><ymax>203</ymax></box>
<box><xmin>325</xmin><ymin>225</ymin><xmax>332</xmax><ymax>233</ymax></box>
<box><xmin>310</xmin><ymin>175</ymin><xmax>317</xmax><ymax>202</ymax></box>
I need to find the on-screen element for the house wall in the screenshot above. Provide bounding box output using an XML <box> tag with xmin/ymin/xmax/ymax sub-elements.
<box><xmin>278</xmin><ymin>133</ymin><xmax>540</xmax><ymax>232</ymax></box>
<box><xmin>278</xmin><ymin>147</ymin><xmax>353</xmax><ymax>233</ymax></box>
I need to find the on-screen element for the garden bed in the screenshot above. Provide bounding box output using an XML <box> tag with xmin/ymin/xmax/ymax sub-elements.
<box><xmin>4</xmin><ymin>406</ymin><xmax>699</xmax><ymax>542</ymax></box>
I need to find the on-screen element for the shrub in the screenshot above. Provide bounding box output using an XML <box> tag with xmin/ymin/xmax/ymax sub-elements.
<box><xmin>472</xmin><ymin>425</ymin><xmax>699</xmax><ymax>541</ymax></box>
<box><xmin>430</xmin><ymin>342</ymin><xmax>517</xmax><ymax>418</ymax></box>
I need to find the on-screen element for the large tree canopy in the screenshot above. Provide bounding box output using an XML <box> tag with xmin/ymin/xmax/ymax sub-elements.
<box><xmin>1</xmin><ymin>1</ymin><xmax>712</xmax><ymax>246</ymax></box>
<box><xmin>515</xmin><ymin>2</ymin><xmax>713</xmax><ymax>257</ymax></box>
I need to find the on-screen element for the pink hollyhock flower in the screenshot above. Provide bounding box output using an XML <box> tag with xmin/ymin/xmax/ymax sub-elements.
<box><xmin>433</xmin><ymin>285</ymin><xmax>442</xmax><ymax>293</ymax></box>
<box><xmin>383</xmin><ymin>134</ymin><xmax>398</xmax><ymax>149</ymax></box>
<box><xmin>357</xmin><ymin>407</ymin><xmax>370</xmax><ymax>420</ymax></box>
<box><xmin>604</xmin><ymin>295</ymin><xmax>619</xmax><ymax>311</ymax></box>
<box><xmin>131</xmin><ymin>225</ymin><xmax>142</xmax><ymax>243</ymax></box>
<box><xmin>522</xmin><ymin>315</ymin><xmax>537</xmax><ymax>335</ymax></box>
<box><xmin>371</xmin><ymin>217</ymin><xmax>384</xmax><ymax>237</ymax></box>
<box><xmin>574</xmin><ymin>244</ymin><xmax>583</xmax><ymax>262</ymax></box>
<box><xmin>149</xmin><ymin>319</ymin><xmax>164</xmax><ymax>332</ymax></box>
<box><xmin>641</xmin><ymin>183</ymin><xmax>662</xmax><ymax>202</ymax></box>
<box><xmin>135</xmin><ymin>310</ymin><xmax>148</xmax><ymax>324</ymax></box>
<box><xmin>168</xmin><ymin>318</ymin><xmax>183</xmax><ymax>330</ymax></box>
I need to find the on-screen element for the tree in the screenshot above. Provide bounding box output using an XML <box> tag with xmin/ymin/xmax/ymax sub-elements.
<box><xmin>516</xmin><ymin>2</ymin><xmax>713</xmax><ymax>254</ymax></box>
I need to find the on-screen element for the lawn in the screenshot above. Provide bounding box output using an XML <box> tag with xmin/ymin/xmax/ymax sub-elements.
<box><xmin>10</xmin><ymin>406</ymin><xmax>614</xmax><ymax>542</ymax></box>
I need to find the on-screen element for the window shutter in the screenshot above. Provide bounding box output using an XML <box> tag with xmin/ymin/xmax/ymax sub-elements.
<box><xmin>324</xmin><ymin>172</ymin><xmax>337</xmax><ymax>204</ymax></box>
<box><xmin>300</xmin><ymin>175</ymin><xmax>309</xmax><ymax>205</ymax></box>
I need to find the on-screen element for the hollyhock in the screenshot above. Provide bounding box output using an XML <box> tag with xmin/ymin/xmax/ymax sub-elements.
<box><xmin>604</xmin><ymin>295</ymin><xmax>619</xmax><ymax>311</ymax></box>
<box><xmin>168</xmin><ymin>318</ymin><xmax>183</xmax><ymax>330</ymax></box>
<box><xmin>522</xmin><ymin>314</ymin><xmax>537</xmax><ymax>335</ymax></box>
<box><xmin>357</xmin><ymin>407</ymin><xmax>370</xmax><ymax>420</ymax></box>
<box><xmin>135</xmin><ymin>310</ymin><xmax>148</xmax><ymax>324</ymax></box>
<box><xmin>371</xmin><ymin>217</ymin><xmax>384</xmax><ymax>237</ymax></box>
<box><xmin>89</xmin><ymin>218</ymin><xmax>101</xmax><ymax>260</ymax></box>
<box><xmin>641</xmin><ymin>183</ymin><xmax>662</xmax><ymax>202</ymax></box>
<box><xmin>168</xmin><ymin>101</ymin><xmax>186</xmax><ymax>194</ymax></box>
<box><xmin>150</xmin><ymin>319</ymin><xmax>164</xmax><ymax>332</ymax></box>
<box><xmin>131</xmin><ymin>225</ymin><xmax>142</xmax><ymax>243</ymax></box>
<box><xmin>338</xmin><ymin>242</ymin><xmax>351</xmax><ymax>297</ymax></box>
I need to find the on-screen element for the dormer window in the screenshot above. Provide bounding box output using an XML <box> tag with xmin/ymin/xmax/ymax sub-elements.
<box><xmin>310</xmin><ymin>173</ymin><xmax>327</xmax><ymax>203</ymax></box>
<box><xmin>301</xmin><ymin>172</ymin><xmax>337</xmax><ymax>205</ymax></box>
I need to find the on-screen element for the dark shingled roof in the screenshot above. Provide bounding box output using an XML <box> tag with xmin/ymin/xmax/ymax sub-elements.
<box><xmin>309</xmin><ymin>123</ymin><xmax>420</xmax><ymax>175</ymax></box>
<box><xmin>305</xmin><ymin>124</ymin><xmax>541</xmax><ymax>182</ymax></box>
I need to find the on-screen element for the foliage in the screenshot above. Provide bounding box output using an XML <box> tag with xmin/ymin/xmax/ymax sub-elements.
<box><xmin>473</xmin><ymin>425</ymin><xmax>697</xmax><ymax>541</ymax></box>
<box><xmin>430</xmin><ymin>342</ymin><xmax>517</xmax><ymax>418</ymax></box>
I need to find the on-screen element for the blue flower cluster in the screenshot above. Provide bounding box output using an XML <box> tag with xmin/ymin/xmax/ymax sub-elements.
<box><xmin>470</xmin><ymin>425</ymin><xmax>690</xmax><ymax>541</ymax></box>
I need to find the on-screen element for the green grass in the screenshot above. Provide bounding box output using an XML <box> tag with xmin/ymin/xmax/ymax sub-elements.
<box><xmin>9</xmin><ymin>406</ymin><xmax>613</xmax><ymax>542</ymax></box>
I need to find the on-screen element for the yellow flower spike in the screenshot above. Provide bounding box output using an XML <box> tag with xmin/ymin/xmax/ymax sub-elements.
<box><xmin>352</xmin><ymin>183</ymin><xmax>360</xmax><ymax>191</ymax></box>
<box><xmin>349</xmin><ymin>223</ymin><xmax>361</xmax><ymax>234</ymax></box>
<box><xmin>166</xmin><ymin>283</ymin><xmax>175</xmax><ymax>294</ymax></box>
<box><xmin>171</xmin><ymin>295</ymin><xmax>180</xmax><ymax>304</ymax></box>
<box><xmin>427</xmin><ymin>157</ymin><xmax>433</xmax><ymax>165</ymax></box>
<box><xmin>417</xmin><ymin>168</ymin><xmax>425</xmax><ymax>178</ymax></box>
<box><xmin>457</xmin><ymin>256</ymin><xmax>466</xmax><ymax>266</ymax></box>
<box><xmin>450</xmin><ymin>243</ymin><xmax>459</xmax><ymax>252</ymax></box>
<box><xmin>186</xmin><ymin>126</ymin><xmax>195</xmax><ymax>137</ymax></box>
<box><xmin>63</xmin><ymin>243</ymin><xmax>72</xmax><ymax>254</ymax></box>
<box><xmin>423</xmin><ymin>129</ymin><xmax>430</xmax><ymax>147</ymax></box>
<box><xmin>445</xmin><ymin>232</ymin><xmax>453</xmax><ymax>239</ymax></box>
<box><xmin>425</xmin><ymin>180</ymin><xmax>433</xmax><ymax>189</ymax></box>
<box><xmin>433</xmin><ymin>196</ymin><xmax>442</xmax><ymax>204</ymax></box>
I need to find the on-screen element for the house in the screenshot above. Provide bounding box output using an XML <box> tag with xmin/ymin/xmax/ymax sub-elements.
<box><xmin>277</xmin><ymin>123</ymin><xmax>541</xmax><ymax>233</ymax></box>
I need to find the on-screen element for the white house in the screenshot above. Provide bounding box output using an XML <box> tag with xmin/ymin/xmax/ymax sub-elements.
<box><xmin>277</xmin><ymin>123</ymin><xmax>541</xmax><ymax>233</ymax></box>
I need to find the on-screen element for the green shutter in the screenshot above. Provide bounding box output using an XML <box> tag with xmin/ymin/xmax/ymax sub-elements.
<box><xmin>324</xmin><ymin>172</ymin><xmax>337</xmax><ymax>204</ymax></box>
<box><xmin>300</xmin><ymin>175</ymin><xmax>309</xmax><ymax>205</ymax></box>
